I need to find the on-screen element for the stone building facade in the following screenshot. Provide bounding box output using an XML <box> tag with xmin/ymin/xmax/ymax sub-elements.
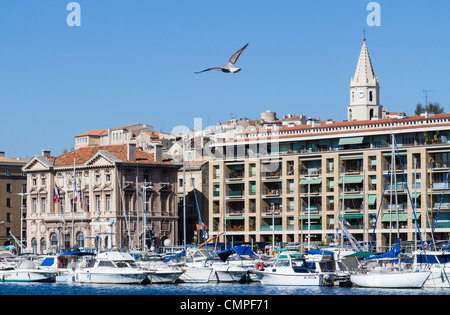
<box><xmin>22</xmin><ymin>144</ymin><xmax>180</xmax><ymax>253</ymax></box>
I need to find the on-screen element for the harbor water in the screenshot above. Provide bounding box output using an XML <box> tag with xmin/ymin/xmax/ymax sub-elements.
<box><xmin>2</xmin><ymin>281</ymin><xmax>450</xmax><ymax>295</ymax></box>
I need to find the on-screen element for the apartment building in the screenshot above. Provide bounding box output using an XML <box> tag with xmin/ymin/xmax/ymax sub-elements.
<box><xmin>0</xmin><ymin>152</ymin><xmax>28</xmax><ymax>248</ymax></box>
<box><xmin>208</xmin><ymin>39</ymin><xmax>450</xmax><ymax>250</ymax></box>
<box><xmin>22</xmin><ymin>144</ymin><xmax>180</xmax><ymax>253</ymax></box>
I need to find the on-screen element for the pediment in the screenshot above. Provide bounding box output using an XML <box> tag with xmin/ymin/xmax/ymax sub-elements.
<box><xmin>23</xmin><ymin>156</ymin><xmax>53</xmax><ymax>172</ymax></box>
<box><xmin>85</xmin><ymin>152</ymin><xmax>117</xmax><ymax>167</ymax></box>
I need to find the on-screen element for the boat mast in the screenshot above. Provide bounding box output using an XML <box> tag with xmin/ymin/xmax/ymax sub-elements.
<box><xmin>182</xmin><ymin>139</ymin><xmax>187</xmax><ymax>264</ymax></box>
<box><xmin>71</xmin><ymin>157</ymin><xmax>75</xmax><ymax>249</ymax></box>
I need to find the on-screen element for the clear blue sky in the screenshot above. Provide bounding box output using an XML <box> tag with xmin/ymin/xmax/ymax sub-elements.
<box><xmin>1</xmin><ymin>0</ymin><xmax>449</xmax><ymax>158</ymax></box>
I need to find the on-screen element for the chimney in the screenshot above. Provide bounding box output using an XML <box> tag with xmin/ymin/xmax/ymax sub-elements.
<box><xmin>127</xmin><ymin>142</ymin><xmax>136</xmax><ymax>161</ymax></box>
<box><xmin>42</xmin><ymin>150</ymin><xmax>51</xmax><ymax>157</ymax></box>
<box><xmin>153</xmin><ymin>144</ymin><xmax>162</xmax><ymax>162</ymax></box>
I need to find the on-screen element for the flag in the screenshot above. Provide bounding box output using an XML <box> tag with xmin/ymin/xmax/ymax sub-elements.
<box><xmin>203</xmin><ymin>222</ymin><xmax>207</xmax><ymax>229</ymax></box>
<box><xmin>344</xmin><ymin>219</ymin><xmax>351</xmax><ymax>226</ymax></box>
<box><xmin>54</xmin><ymin>185</ymin><xmax>60</xmax><ymax>203</ymax></box>
<box><xmin>196</xmin><ymin>224</ymin><xmax>202</xmax><ymax>230</ymax></box>
<box><xmin>74</xmin><ymin>189</ymin><xmax>82</xmax><ymax>203</ymax></box>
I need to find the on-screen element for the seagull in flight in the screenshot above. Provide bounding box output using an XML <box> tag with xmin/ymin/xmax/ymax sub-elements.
<box><xmin>194</xmin><ymin>43</ymin><xmax>249</xmax><ymax>74</ymax></box>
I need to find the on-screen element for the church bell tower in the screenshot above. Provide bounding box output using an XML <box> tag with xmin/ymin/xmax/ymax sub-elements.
<box><xmin>348</xmin><ymin>38</ymin><xmax>382</xmax><ymax>121</ymax></box>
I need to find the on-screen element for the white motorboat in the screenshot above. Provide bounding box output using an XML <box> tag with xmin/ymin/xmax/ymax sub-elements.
<box><xmin>216</xmin><ymin>245</ymin><xmax>261</xmax><ymax>282</ymax></box>
<box><xmin>0</xmin><ymin>256</ymin><xmax>57</xmax><ymax>282</ymax></box>
<box><xmin>253</xmin><ymin>254</ymin><xmax>321</xmax><ymax>286</ymax></box>
<box><xmin>211</xmin><ymin>261</ymin><xmax>248</xmax><ymax>282</ymax></box>
<box><xmin>39</xmin><ymin>251</ymin><xmax>96</xmax><ymax>282</ymax></box>
<box><xmin>75</xmin><ymin>251</ymin><xmax>148</xmax><ymax>284</ymax></box>
<box><xmin>179</xmin><ymin>260</ymin><xmax>214</xmax><ymax>283</ymax></box>
<box><xmin>413</xmin><ymin>250</ymin><xmax>450</xmax><ymax>288</ymax></box>
<box><xmin>132</xmin><ymin>251</ymin><xmax>184</xmax><ymax>284</ymax></box>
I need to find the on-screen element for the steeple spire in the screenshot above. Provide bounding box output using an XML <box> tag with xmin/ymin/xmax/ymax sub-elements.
<box><xmin>351</xmin><ymin>39</ymin><xmax>378</xmax><ymax>87</ymax></box>
<box><xmin>348</xmin><ymin>38</ymin><xmax>382</xmax><ymax>121</ymax></box>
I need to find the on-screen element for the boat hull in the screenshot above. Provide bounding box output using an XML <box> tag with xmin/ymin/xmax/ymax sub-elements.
<box><xmin>75</xmin><ymin>271</ymin><xmax>147</xmax><ymax>284</ymax></box>
<box><xmin>147</xmin><ymin>270</ymin><xmax>184</xmax><ymax>284</ymax></box>
<box><xmin>178</xmin><ymin>267</ymin><xmax>213</xmax><ymax>283</ymax></box>
<box><xmin>422</xmin><ymin>267</ymin><xmax>450</xmax><ymax>288</ymax></box>
<box><xmin>0</xmin><ymin>269</ymin><xmax>57</xmax><ymax>282</ymax></box>
<box><xmin>253</xmin><ymin>270</ymin><xmax>321</xmax><ymax>286</ymax></box>
<box><xmin>350</xmin><ymin>271</ymin><xmax>431</xmax><ymax>288</ymax></box>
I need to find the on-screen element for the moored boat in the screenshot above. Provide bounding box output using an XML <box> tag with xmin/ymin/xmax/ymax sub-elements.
<box><xmin>253</xmin><ymin>253</ymin><xmax>322</xmax><ymax>286</ymax></box>
<box><xmin>75</xmin><ymin>251</ymin><xmax>148</xmax><ymax>284</ymax></box>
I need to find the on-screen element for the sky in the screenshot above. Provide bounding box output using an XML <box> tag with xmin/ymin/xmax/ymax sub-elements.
<box><xmin>0</xmin><ymin>0</ymin><xmax>449</xmax><ymax>158</ymax></box>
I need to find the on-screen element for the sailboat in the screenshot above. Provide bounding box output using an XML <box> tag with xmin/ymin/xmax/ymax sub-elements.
<box><xmin>350</xmin><ymin>135</ymin><xmax>431</xmax><ymax>288</ymax></box>
<box><xmin>412</xmin><ymin>171</ymin><xmax>450</xmax><ymax>288</ymax></box>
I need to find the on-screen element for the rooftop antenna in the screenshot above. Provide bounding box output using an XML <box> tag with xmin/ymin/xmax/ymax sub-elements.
<box><xmin>363</xmin><ymin>28</ymin><xmax>366</xmax><ymax>41</ymax></box>
<box><xmin>423</xmin><ymin>90</ymin><xmax>434</xmax><ymax>106</ymax></box>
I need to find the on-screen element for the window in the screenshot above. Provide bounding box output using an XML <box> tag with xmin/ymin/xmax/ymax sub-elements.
<box><xmin>85</xmin><ymin>196</ymin><xmax>90</xmax><ymax>212</ymax></box>
<box><xmin>96</xmin><ymin>196</ymin><xmax>101</xmax><ymax>213</ymax></box>
<box><xmin>41</xmin><ymin>198</ymin><xmax>46</xmax><ymax>213</ymax></box>
<box><xmin>33</xmin><ymin>198</ymin><xmax>37</xmax><ymax>213</ymax></box>
<box><xmin>106</xmin><ymin>174</ymin><xmax>111</xmax><ymax>182</ymax></box>
<box><xmin>96</xmin><ymin>175</ymin><xmax>101</xmax><ymax>183</ymax></box>
<box><xmin>6</xmin><ymin>198</ymin><xmax>11</xmax><ymax>208</ymax></box>
<box><xmin>6</xmin><ymin>213</ymin><xmax>11</xmax><ymax>222</ymax></box>
<box><xmin>106</xmin><ymin>195</ymin><xmax>111</xmax><ymax>211</ymax></box>
<box><xmin>5</xmin><ymin>168</ymin><xmax>10</xmax><ymax>176</ymax></box>
<box><xmin>60</xmin><ymin>198</ymin><xmax>65</xmax><ymax>212</ymax></box>
<box><xmin>50</xmin><ymin>233</ymin><xmax>58</xmax><ymax>247</ymax></box>
<box><xmin>6</xmin><ymin>184</ymin><xmax>11</xmax><ymax>193</ymax></box>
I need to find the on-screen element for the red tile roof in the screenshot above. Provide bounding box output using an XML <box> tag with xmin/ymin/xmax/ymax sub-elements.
<box><xmin>46</xmin><ymin>145</ymin><xmax>174</xmax><ymax>166</ymax></box>
<box><xmin>75</xmin><ymin>129</ymin><xmax>107</xmax><ymax>137</ymax></box>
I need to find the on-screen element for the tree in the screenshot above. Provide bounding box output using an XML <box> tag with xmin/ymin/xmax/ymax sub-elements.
<box><xmin>415</xmin><ymin>102</ymin><xmax>445</xmax><ymax>115</ymax></box>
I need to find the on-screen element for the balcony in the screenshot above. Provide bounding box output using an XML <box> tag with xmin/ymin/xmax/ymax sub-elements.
<box><xmin>226</xmin><ymin>190</ymin><xmax>244</xmax><ymax>198</ymax></box>
<box><xmin>226</xmin><ymin>208</ymin><xmax>245</xmax><ymax>216</ymax></box>
<box><xmin>262</xmin><ymin>189</ymin><xmax>282</xmax><ymax>197</ymax></box>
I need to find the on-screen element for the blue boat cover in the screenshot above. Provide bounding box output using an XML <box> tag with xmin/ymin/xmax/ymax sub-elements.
<box><xmin>40</xmin><ymin>257</ymin><xmax>55</xmax><ymax>267</ymax></box>
<box><xmin>163</xmin><ymin>250</ymin><xmax>186</xmax><ymax>262</ymax></box>
<box><xmin>366</xmin><ymin>239</ymin><xmax>400</xmax><ymax>260</ymax></box>
<box><xmin>59</xmin><ymin>251</ymin><xmax>95</xmax><ymax>256</ymax></box>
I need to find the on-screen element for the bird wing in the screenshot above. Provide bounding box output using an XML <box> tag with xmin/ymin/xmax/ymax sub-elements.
<box><xmin>227</xmin><ymin>43</ymin><xmax>249</xmax><ymax>66</ymax></box>
<box><xmin>194</xmin><ymin>67</ymin><xmax>223</xmax><ymax>74</ymax></box>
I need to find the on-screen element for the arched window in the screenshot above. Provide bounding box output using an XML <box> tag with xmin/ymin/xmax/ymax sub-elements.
<box><xmin>369</xmin><ymin>91</ymin><xmax>373</xmax><ymax>102</ymax></box>
<box><xmin>31</xmin><ymin>238</ymin><xmax>38</xmax><ymax>254</ymax></box>
<box><xmin>40</xmin><ymin>238</ymin><xmax>47</xmax><ymax>254</ymax></box>
<box><xmin>76</xmin><ymin>232</ymin><xmax>85</xmax><ymax>249</ymax></box>
<box><xmin>369</xmin><ymin>109</ymin><xmax>374</xmax><ymax>119</ymax></box>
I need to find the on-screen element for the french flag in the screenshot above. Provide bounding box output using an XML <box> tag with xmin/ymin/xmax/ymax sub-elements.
<box><xmin>74</xmin><ymin>189</ymin><xmax>81</xmax><ymax>203</ymax></box>
<box><xmin>54</xmin><ymin>185</ymin><xmax>60</xmax><ymax>203</ymax></box>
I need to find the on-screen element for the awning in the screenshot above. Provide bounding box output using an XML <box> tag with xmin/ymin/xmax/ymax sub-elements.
<box><xmin>381</xmin><ymin>213</ymin><xmax>408</xmax><ymax>222</ymax></box>
<box><xmin>411</xmin><ymin>192</ymin><xmax>421</xmax><ymax>198</ymax></box>
<box><xmin>339</xmin><ymin>137</ymin><xmax>365</xmax><ymax>145</ymax></box>
<box><xmin>338</xmin><ymin>176</ymin><xmax>364</xmax><ymax>184</ymax></box>
<box><xmin>340</xmin><ymin>194</ymin><xmax>364</xmax><ymax>200</ymax></box>
<box><xmin>339</xmin><ymin>214</ymin><xmax>363</xmax><ymax>219</ymax></box>
<box><xmin>298</xmin><ymin>215</ymin><xmax>322</xmax><ymax>220</ymax></box>
<box><xmin>368</xmin><ymin>195</ymin><xmax>377</xmax><ymax>205</ymax></box>
<box><xmin>299</xmin><ymin>178</ymin><xmax>322</xmax><ymax>185</ymax></box>
<box><xmin>225</xmin><ymin>216</ymin><xmax>245</xmax><ymax>220</ymax></box>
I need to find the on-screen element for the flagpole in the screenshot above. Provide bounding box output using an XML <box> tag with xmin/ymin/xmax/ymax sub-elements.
<box><xmin>71</xmin><ymin>157</ymin><xmax>75</xmax><ymax>249</ymax></box>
